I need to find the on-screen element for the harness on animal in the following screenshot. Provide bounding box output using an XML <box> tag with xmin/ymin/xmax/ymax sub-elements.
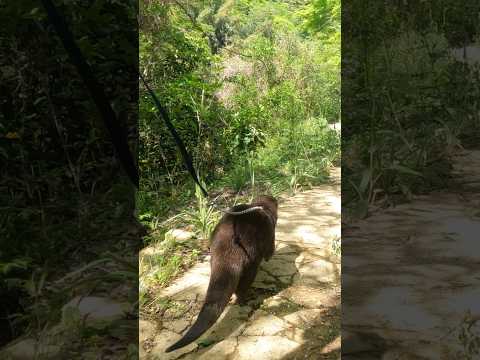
<box><xmin>229</xmin><ymin>206</ymin><xmax>275</xmax><ymax>261</ymax></box>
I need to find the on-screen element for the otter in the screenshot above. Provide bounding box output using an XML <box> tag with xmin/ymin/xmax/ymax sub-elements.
<box><xmin>165</xmin><ymin>195</ymin><xmax>278</xmax><ymax>353</ymax></box>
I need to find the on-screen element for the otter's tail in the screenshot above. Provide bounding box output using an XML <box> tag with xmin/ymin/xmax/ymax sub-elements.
<box><xmin>165</xmin><ymin>268</ymin><xmax>239</xmax><ymax>352</ymax></box>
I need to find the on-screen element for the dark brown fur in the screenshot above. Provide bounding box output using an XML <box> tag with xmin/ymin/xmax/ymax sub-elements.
<box><xmin>165</xmin><ymin>195</ymin><xmax>278</xmax><ymax>352</ymax></box>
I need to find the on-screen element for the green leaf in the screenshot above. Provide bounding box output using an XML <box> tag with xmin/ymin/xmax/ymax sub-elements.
<box><xmin>197</xmin><ymin>339</ymin><xmax>215</xmax><ymax>348</ymax></box>
<box><xmin>390</xmin><ymin>164</ymin><xmax>423</xmax><ymax>177</ymax></box>
<box><xmin>359</xmin><ymin>169</ymin><xmax>371</xmax><ymax>193</ymax></box>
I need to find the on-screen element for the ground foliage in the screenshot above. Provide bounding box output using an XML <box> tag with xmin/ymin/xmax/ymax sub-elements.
<box><xmin>1</xmin><ymin>1</ymin><xmax>140</xmax><ymax>357</ymax></box>
<box><xmin>343</xmin><ymin>1</ymin><xmax>480</xmax><ymax>218</ymax></box>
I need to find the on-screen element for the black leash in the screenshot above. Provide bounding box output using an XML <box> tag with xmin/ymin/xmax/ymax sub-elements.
<box><xmin>42</xmin><ymin>0</ymin><xmax>208</xmax><ymax>196</ymax></box>
<box><xmin>139</xmin><ymin>72</ymin><xmax>208</xmax><ymax>197</ymax></box>
<box><xmin>40</xmin><ymin>0</ymin><xmax>139</xmax><ymax>188</ymax></box>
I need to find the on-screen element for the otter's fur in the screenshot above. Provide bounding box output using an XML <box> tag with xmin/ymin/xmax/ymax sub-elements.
<box><xmin>165</xmin><ymin>195</ymin><xmax>278</xmax><ymax>352</ymax></box>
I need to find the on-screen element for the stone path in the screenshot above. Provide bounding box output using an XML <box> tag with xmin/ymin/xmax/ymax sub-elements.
<box><xmin>343</xmin><ymin>150</ymin><xmax>480</xmax><ymax>359</ymax></box>
<box><xmin>140</xmin><ymin>168</ymin><xmax>341</xmax><ymax>360</ymax></box>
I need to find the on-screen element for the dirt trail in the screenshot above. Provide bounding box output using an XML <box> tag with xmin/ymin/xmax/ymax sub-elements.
<box><xmin>343</xmin><ymin>150</ymin><xmax>480</xmax><ymax>359</ymax></box>
<box><xmin>140</xmin><ymin>168</ymin><xmax>341</xmax><ymax>360</ymax></box>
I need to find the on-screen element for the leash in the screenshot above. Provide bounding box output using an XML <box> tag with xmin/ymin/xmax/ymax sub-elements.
<box><xmin>41</xmin><ymin>0</ymin><xmax>268</xmax><ymax>212</ymax></box>
<box><xmin>41</xmin><ymin>0</ymin><xmax>209</xmax><ymax>196</ymax></box>
<box><xmin>138</xmin><ymin>72</ymin><xmax>208</xmax><ymax>197</ymax></box>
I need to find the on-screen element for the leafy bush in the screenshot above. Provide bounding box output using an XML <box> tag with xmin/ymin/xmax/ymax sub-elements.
<box><xmin>343</xmin><ymin>1</ymin><xmax>480</xmax><ymax>215</ymax></box>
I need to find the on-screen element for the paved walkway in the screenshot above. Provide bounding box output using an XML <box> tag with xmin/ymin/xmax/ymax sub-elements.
<box><xmin>343</xmin><ymin>150</ymin><xmax>480</xmax><ymax>359</ymax></box>
<box><xmin>140</xmin><ymin>168</ymin><xmax>341</xmax><ymax>360</ymax></box>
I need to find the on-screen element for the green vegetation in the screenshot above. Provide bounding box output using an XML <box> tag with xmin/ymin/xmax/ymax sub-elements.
<box><xmin>138</xmin><ymin>0</ymin><xmax>340</xmax><ymax>300</ymax></box>
<box><xmin>457</xmin><ymin>311</ymin><xmax>480</xmax><ymax>360</ymax></box>
<box><xmin>343</xmin><ymin>1</ymin><xmax>480</xmax><ymax>218</ymax></box>
<box><xmin>1</xmin><ymin>2</ymin><xmax>139</xmax><ymax>357</ymax></box>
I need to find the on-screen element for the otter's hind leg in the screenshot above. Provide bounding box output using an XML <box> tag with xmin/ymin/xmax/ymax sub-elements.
<box><xmin>235</xmin><ymin>262</ymin><xmax>260</xmax><ymax>304</ymax></box>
